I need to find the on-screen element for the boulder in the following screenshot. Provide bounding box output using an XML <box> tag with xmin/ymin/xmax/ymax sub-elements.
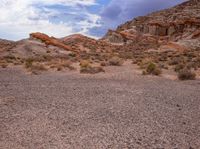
<box><xmin>102</xmin><ymin>30</ymin><xmax>125</xmax><ymax>44</ymax></box>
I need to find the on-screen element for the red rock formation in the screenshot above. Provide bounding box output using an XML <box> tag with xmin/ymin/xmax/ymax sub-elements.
<box><xmin>103</xmin><ymin>0</ymin><xmax>200</xmax><ymax>50</ymax></box>
<box><xmin>30</xmin><ymin>32</ymin><xmax>72</xmax><ymax>51</ymax></box>
<box><xmin>102</xmin><ymin>30</ymin><xmax>125</xmax><ymax>44</ymax></box>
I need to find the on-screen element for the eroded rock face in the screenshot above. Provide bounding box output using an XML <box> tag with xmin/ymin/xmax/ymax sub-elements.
<box><xmin>138</xmin><ymin>19</ymin><xmax>200</xmax><ymax>37</ymax></box>
<box><xmin>102</xmin><ymin>30</ymin><xmax>125</xmax><ymax>44</ymax></box>
<box><xmin>103</xmin><ymin>0</ymin><xmax>200</xmax><ymax>50</ymax></box>
<box><xmin>168</xmin><ymin>26</ymin><xmax>176</xmax><ymax>35</ymax></box>
<box><xmin>149</xmin><ymin>24</ymin><xmax>167</xmax><ymax>36</ymax></box>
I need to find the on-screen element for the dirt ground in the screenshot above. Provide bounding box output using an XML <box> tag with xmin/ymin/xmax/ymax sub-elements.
<box><xmin>0</xmin><ymin>64</ymin><xmax>200</xmax><ymax>149</ymax></box>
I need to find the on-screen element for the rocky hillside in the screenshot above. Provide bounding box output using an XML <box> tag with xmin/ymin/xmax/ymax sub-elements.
<box><xmin>0</xmin><ymin>39</ymin><xmax>16</xmax><ymax>52</ymax></box>
<box><xmin>102</xmin><ymin>0</ymin><xmax>200</xmax><ymax>79</ymax></box>
<box><xmin>0</xmin><ymin>32</ymin><xmax>120</xmax><ymax>74</ymax></box>
<box><xmin>0</xmin><ymin>0</ymin><xmax>200</xmax><ymax>79</ymax></box>
<box><xmin>103</xmin><ymin>0</ymin><xmax>200</xmax><ymax>49</ymax></box>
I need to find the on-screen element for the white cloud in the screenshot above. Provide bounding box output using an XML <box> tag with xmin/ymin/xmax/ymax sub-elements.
<box><xmin>0</xmin><ymin>0</ymin><xmax>100</xmax><ymax>40</ymax></box>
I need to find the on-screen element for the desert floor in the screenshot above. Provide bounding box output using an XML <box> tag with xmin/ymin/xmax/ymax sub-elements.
<box><xmin>0</xmin><ymin>64</ymin><xmax>200</xmax><ymax>149</ymax></box>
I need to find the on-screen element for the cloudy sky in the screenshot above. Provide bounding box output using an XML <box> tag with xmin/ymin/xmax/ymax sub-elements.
<box><xmin>0</xmin><ymin>0</ymin><xmax>186</xmax><ymax>40</ymax></box>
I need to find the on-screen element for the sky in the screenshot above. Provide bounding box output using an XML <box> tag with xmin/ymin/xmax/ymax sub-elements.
<box><xmin>0</xmin><ymin>0</ymin><xmax>186</xmax><ymax>40</ymax></box>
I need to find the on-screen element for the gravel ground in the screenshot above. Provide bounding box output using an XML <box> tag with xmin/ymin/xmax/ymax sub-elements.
<box><xmin>0</xmin><ymin>65</ymin><xmax>200</xmax><ymax>149</ymax></box>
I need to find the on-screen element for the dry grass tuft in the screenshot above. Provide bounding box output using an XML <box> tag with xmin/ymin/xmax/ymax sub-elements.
<box><xmin>48</xmin><ymin>60</ymin><xmax>75</xmax><ymax>71</ymax></box>
<box><xmin>109</xmin><ymin>56</ymin><xmax>123</xmax><ymax>66</ymax></box>
<box><xmin>80</xmin><ymin>66</ymin><xmax>105</xmax><ymax>74</ymax></box>
<box><xmin>178</xmin><ymin>68</ymin><xmax>196</xmax><ymax>80</ymax></box>
<box><xmin>80</xmin><ymin>60</ymin><xmax>91</xmax><ymax>68</ymax></box>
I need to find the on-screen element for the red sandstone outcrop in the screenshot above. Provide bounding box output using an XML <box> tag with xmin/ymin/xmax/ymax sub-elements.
<box><xmin>30</xmin><ymin>32</ymin><xmax>72</xmax><ymax>51</ymax></box>
<box><xmin>103</xmin><ymin>0</ymin><xmax>200</xmax><ymax>47</ymax></box>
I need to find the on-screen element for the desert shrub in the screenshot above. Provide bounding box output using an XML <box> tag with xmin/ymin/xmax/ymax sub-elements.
<box><xmin>109</xmin><ymin>56</ymin><xmax>123</xmax><ymax>66</ymax></box>
<box><xmin>185</xmin><ymin>52</ymin><xmax>195</xmax><ymax>58</ymax></box>
<box><xmin>24</xmin><ymin>58</ymin><xmax>47</xmax><ymax>73</ymax></box>
<box><xmin>120</xmin><ymin>52</ymin><xmax>133</xmax><ymax>59</ymax></box>
<box><xmin>79</xmin><ymin>59</ymin><xmax>104</xmax><ymax>74</ymax></box>
<box><xmin>153</xmin><ymin>68</ymin><xmax>162</xmax><ymax>75</ymax></box>
<box><xmin>57</xmin><ymin>67</ymin><xmax>62</xmax><ymax>71</ymax></box>
<box><xmin>138</xmin><ymin>58</ymin><xmax>153</xmax><ymax>69</ymax></box>
<box><xmin>27</xmin><ymin>63</ymin><xmax>47</xmax><ymax>75</ymax></box>
<box><xmin>4</xmin><ymin>55</ymin><xmax>16</xmax><ymax>60</ymax></box>
<box><xmin>42</xmin><ymin>55</ymin><xmax>52</xmax><ymax>61</ymax></box>
<box><xmin>168</xmin><ymin>57</ymin><xmax>184</xmax><ymax>65</ymax></box>
<box><xmin>80</xmin><ymin>60</ymin><xmax>91</xmax><ymax>68</ymax></box>
<box><xmin>178</xmin><ymin>68</ymin><xmax>196</xmax><ymax>80</ymax></box>
<box><xmin>142</xmin><ymin>70</ymin><xmax>147</xmax><ymax>75</ymax></box>
<box><xmin>136</xmin><ymin>58</ymin><xmax>143</xmax><ymax>65</ymax></box>
<box><xmin>68</xmin><ymin>52</ymin><xmax>76</xmax><ymax>57</ymax></box>
<box><xmin>146</xmin><ymin>62</ymin><xmax>156</xmax><ymax>73</ymax></box>
<box><xmin>196</xmin><ymin>57</ymin><xmax>200</xmax><ymax>64</ymax></box>
<box><xmin>48</xmin><ymin>60</ymin><xmax>75</xmax><ymax>71</ymax></box>
<box><xmin>143</xmin><ymin>62</ymin><xmax>162</xmax><ymax>76</ymax></box>
<box><xmin>25</xmin><ymin>58</ymin><xmax>34</xmax><ymax>68</ymax></box>
<box><xmin>158</xmin><ymin>63</ymin><xmax>168</xmax><ymax>69</ymax></box>
<box><xmin>174</xmin><ymin>63</ymin><xmax>185</xmax><ymax>72</ymax></box>
<box><xmin>31</xmin><ymin>64</ymin><xmax>47</xmax><ymax>71</ymax></box>
<box><xmin>186</xmin><ymin>62</ymin><xmax>198</xmax><ymax>70</ymax></box>
<box><xmin>46</xmin><ymin>50</ymin><xmax>51</xmax><ymax>53</ymax></box>
<box><xmin>100</xmin><ymin>61</ymin><xmax>107</xmax><ymax>66</ymax></box>
<box><xmin>80</xmin><ymin>66</ymin><xmax>105</xmax><ymax>74</ymax></box>
<box><xmin>158</xmin><ymin>54</ymin><xmax>168</xmax><ymax>61</ymax></box>
<box><xmin>132</xmin><ymin>59</ymin><xmax>138</xmax><ymax>64</ymax></box>
<box><xmin>1</xmin><ymin>63</ymin><xmax>8</xmax><ymax>68</ymax></box>
<box><xmin>4</xmin><ymin>55</ymin><xmax>16</xmax><ymax>63</ymax></box>
<box><xmin>59</xmin><ymin>61</ymin><xmax>75</xmax><ymax>70</ymax></box>
<box><xmin>80</xmin><ymin>52</ymin><xmax>90</xmax><ymax>60</ymax></box>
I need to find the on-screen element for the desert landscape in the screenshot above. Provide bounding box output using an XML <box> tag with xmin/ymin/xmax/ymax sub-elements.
<box><xmin>0</xmin><ymin>0</ymin><xmax>200</xmax><ymax>148</ymax></box>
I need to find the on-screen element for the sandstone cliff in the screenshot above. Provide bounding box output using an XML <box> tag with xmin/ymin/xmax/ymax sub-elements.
<box><xmin>103</xmin><ymin>0</ymin><xmax>200</xmax><ymax>50</ymax></box>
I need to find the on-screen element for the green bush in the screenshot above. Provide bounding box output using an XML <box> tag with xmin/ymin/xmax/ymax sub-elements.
<box><xmin>143</xmin><ymin>62</ymin><xmax>162</xmax><ymax>76</ymax></box>
<box><xmin>25</xmin><ymin>58</ymin><xmax>34</xmax><ymax>68</ymax></box>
